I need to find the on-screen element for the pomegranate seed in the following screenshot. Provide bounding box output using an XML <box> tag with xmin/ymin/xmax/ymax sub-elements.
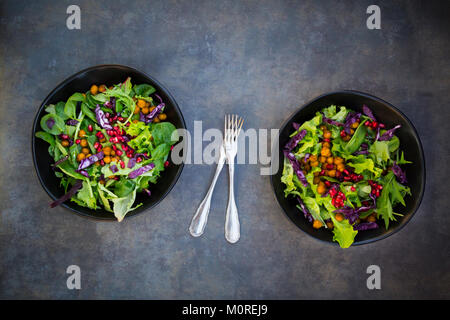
<box><xmin>94</xmin><ymin>142</ymin><xmax>100</xmax><ymax>148</ymax></box>
<box><xmin>107</xmin><ymin>130</ymin><xmax>113</xmax><ymax>136</ymax></box>
<box><xmin>164</xmin><ymin>161</ymin><xmax>169</xmax><ymax>167</ymax></box>
<box><xmin>122</xmin><ymin>145</ymin><xmax>128</xmax><ymax>151</ymax></box>
<box><xmin>340</xmin><ymin>130</ymin><xmax>346</xmax><ymax>137</ymax></box>
<box><xmin>100</xmin><ymin>160</ymin><xmax>105</xmax><ymax>166</ymax></box>
<box><xmin>319</xmin><ymin>170</ymin><xmax>326</xmax><ymax>176</ymax></box>
<box><xmin>344</xmin><ymin>176</ymin><xmax>351</xmax><ymax>181</ymax></box>
<box><xmin>126</xmin><ymin>122</ymin><xmax>130</xmax><ymax>127</ymax></box>
<box><xmin>379</xmin><ymin>123</ymin><xmax>385</xmax><ymax>128</ymax></box>
<box><xmin>372</xmin><ymin>121</ymin><xmax>378</xmax><ymax>128</ymax></box>
<box><xmin>326</xmin><ymin>164</ymin><xmax>334</xmax><ymax>170</ymax></box>
<box><xmin>376</xmin><ymin>190</ymin><xmax>380</xmax><ymax>197</ymax></box>
<box><xmin>377</xmin><ymin>185</ymin><xmax>383</xmax><ymax>190</ymax></box>
<box><xmin>120</xmin><ymin>160</ymin><xmax>125</xmax><ymax>169</ymax></box>
<box><xmin>136</xmin><ymin>157</ymin><xmax>142</xmax><ymax>163</ymax></box>
<box><xmin>324</xmin><ymin>138</ymin><xmax>330</xmax><ymax>142</ymax></box>
<box><xmin>118</xmin><ymin>117</ymin><xmax>124</xmax><ymax>122</ymax></box>
<box><xmin>105</xmin><ymin>113</ymin><xmax>110</xmax><ymax>118</ymax></box>
<box><xmin>88</xmin><ymin>124</ymin><xmax>93</xmax><ymax>132</ymax></box>
<box><xmin>335</xmin><ymin>171</ymin><xmax>341</xmax><ymax>178</ymax></box>
<box><xmin>126</xmin><ymin>153</ymin><xmax>133</xmax><ymax>158</ymax></box>
<box><xmin>116</xmin><ymin>150</ymin><xmax>123</xmax><ymax>156</ymax></box>
<box><xmin>325</xmin><ymin>181</ymin><xmax>331</xmax><ymax>187</ymax></box>
<box><xmin>75</xmin><ymin>139</ymin><xmax>81</xmax><ymax>144</ymax></box>
<box><xmin>365</xmin><ymin>121</ymin><xmax>370</xmax><ymax>126</ymax></box>
<box><xmin>114</xmin><ymin>126</ymin><xmax>120</xmax><ymax>131</ymax></box>
<box><xmin>344</xmin><ymin>169</ymin><xmax>350</xmax><ymax>176</ymax></box>
<box><xmin>351</xmin><ymin>186</ymin><xmax>356</xmax><ymax>192</ymax></box>
<box><xmin>371</xmin><ymin>189</ymin><xmax>376</xmax><ymax>195</ymax></box>
<box><xmin>170</xmin><ymin>145</ymin><xmax>174</xmax><ymax>151</ymax></box>
<box><xmin>61</xmin><ymin>134</ymin><xmax>69</xmax><ymax>140</ymax></box>
<box><xmin>112</xmin><ymin>116</ymin><xmax>118</xmax><ymax>122</ymax></box>
<box><xmin>112</xmin><ymin>145</ymin><xmax>117</xmax><ymax>151</ymax></box>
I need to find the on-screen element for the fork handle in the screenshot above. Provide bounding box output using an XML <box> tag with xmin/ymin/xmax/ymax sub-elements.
<box><xmin>189</xmin><ymin>154</ymin><xmax>225</xmax><ymax>237</ymax></box>
<box><xmin>225</xmin><ymin>158</ymin><xmax>240</xmax><ymax>243</ymax></box>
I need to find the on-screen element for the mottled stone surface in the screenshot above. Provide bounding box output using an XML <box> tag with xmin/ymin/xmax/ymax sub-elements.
<box><xmin>0</xmin><ymin>0</ymin><xmax>449</xmax><ymax>299</ymax></box>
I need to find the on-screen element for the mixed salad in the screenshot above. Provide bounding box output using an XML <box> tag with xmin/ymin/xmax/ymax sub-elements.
<box><xmin>35</xmin><ymin>77</ymin><xmax>179</xmax><ymax>221</ymax></box>
<box><xmin>281</xmin><ymin>105</ymin><xmax>411</xmax><ymax>248</ymax></box>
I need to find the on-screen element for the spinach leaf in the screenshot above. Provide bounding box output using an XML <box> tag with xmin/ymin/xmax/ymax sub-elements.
<box><xmin>344</xmin><ymin>122</ymin><xmax>367</xmax><ymax>154</ymax></box>
<box><xmin>151</xmin><ymin>143</ymin><xmax>170</xmax><ymax>161</ymax></box>
<box><xmin>81</xmin><ymin>102</ymin><xmax>97</xmax><ymax>122</ymax></box>
<box><xmin>40</xmin><ymin>113</ymin><xmax>65</xmax><ymax>135</ymax></box>
<box><xmin>134</xmin><ymin>84</ymin><xmax>156</xmax><ymax>97</ymax></box>
<box><xmin>65</xmin><ymin>92</ymin><xmax>84</xmax><ymax>119</ymax></box>
<box><xmin>151</xmin><ymin>122</ymin><xmax>178</xmax><ymax>146</ymax></box>
<box><xmin>35</xmin><ymin>131</ymin><xmax>55</xmax><ymax>147</ymax></box>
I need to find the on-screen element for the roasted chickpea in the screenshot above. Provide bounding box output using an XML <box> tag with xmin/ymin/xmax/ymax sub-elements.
<box><xmin>327</xmin><ymin>157</ymin><xmax>334</xmax><ymax>164</ymax></box>
<box><xmin>320</xmin><ymin>125</ymin><xmax>327</xmax><ymax>131</ymax></box>
<box><xmin>310</xmin><ymin>161</ymin><xmax>319</xmax><ymax>167</ymax></box>
<box><xmin>111</xmin><ymin>150</ymin><xmax>116</xmax><ymax>156</ymax></box>
<box><xmin>61</xmin><ymin>140</ymin><xmax>70</xmax><ymax>147</ymax></box>
<box><xmin>110</xmin><ymin>156</ymin><xmax>117</xmax><ymax>162</ymax></box>
<box><xmin>137</xmin><ymin>99</ymin><xmax>146</xmax><ymax>108</ymax></box>
<box><xmin>103</xmin><ymin>146</ymin><xmax>112</xmax><ymax>156</ymax></box>
<box><xmin>82</xmin><ymin>147</ymin><xmax>90</xmax><ymax>154</ymax></box>
<box><xmin>90</xmin><ymin>85</ymin><xmax>98</xmax><ymax>95</ymax></box>
<box><xmin>312</xmin><ymin>220</ymin><xmax>323</xmax><ymax>229</ymax></box>
<box><xmin>133</xmin><ymin>105</ymin><xmax>140</xmax><ymax>114</ymax></box>
<box><xmin>133</xmin><ymin>119</ymin><xmax>139</xmax><ymax>124</ymax></box>
<box><xmin>313</xmin><ymin>171</ymin><xmax>320</xmax><ymax>177</ymax></box>
<box><xmin>367</xmin><ymin>214</ymin><xmax>377</xmax><ymax>222</ymax></box>
<box><xmin>342</xmin><ymin>135</ymin><xmax>351</xmax><ymax>142</ymax></box>
<box><xmin>78</xmin><ymin>129</ymin><xmax>86</xmax><ymax>138</ymax></box>
<box><xmin>309</xmin><ymin>155</ymin><xmax>317</xmax><ymax>162</ymax></box>
<box><xmin>80</xmin><ymin>139</ymin><xmax>88</xmax><ymax>147</ymax></box>
<box><xmin>350</xmin><ymin>129</ymin><xmax>355</xmax><ymax>135</ymax></box>
<box><xmin>335</xmin><ymin>213</ymin><xmax>344</xmax><ymax>222</ymax></box>
<box><xmin>337</xmin><ymin>163</ymin><xmax>345</xmax><ymax>172</ymax></box>
<box><xmin>98</xmin><ymin>84</ymin><xmax>107</xmax><ymax>93</ymax></box>
<box><xmin>322</xmin><ymin>142</ymin><xmax>331</xmax><ymax>148</ymax></box>
<box><xmin>76</xmin><ymin>153</ymin><xmax>85</xmax><ymax>162</ymax></box>
<box><xmin>313</xmin><ymin>176</ymin><xmax>321</xmax><ymax>184</ymax></box>
<box><xmin>328</xmin><ymin>169</ymin><xmax>336</xmax><ymax>178</ymax></box>
<box><xmin>99</xmin><ymin>180</ymin><xmax>105</xmax><ymax>185</ymax></box>
<box><xmin>334</xmin><ymin>157</ymin><xmax>343</xmax><ymax>165</ymax></box>
<box><xmin>153</xmin><ymin>117</ymin><xmax>160</xmax><ymax>123</ymax></box>
<box><xmin>149</xmin><ymin>106</ymin><xmax>156</xmax><ymax>112</ymax></box>
<box><xmin>326</xmin><ymin>221</ymin><xmax>334</xmax><ymax>229</ymax></box>
<box><xmin>158</xmin><ymin>113</ymin><xmax>167</xmax><ymax>121</ymax></box>
<box><xmin>317</xmin><ymin>182</ymin><xmax>326</xmax><ymax>194</ymax></box>
<box><xmin>319</xmin><ymin>156</ymin><xmax>327</xmax><ymax>163</ymax></box>
<box><xmin>99</xmin><ymin>137</ymin><xmax>106</xmax><ymax>143</ymax></box>
<box><xmin>304</xmin><ymin>164</ymin><xmax>311</xmax><ymax>172</ymax></box>
<box><xmin>323</xmin><ymin>131</ymin><xmax>332</xmax><ymax>139</ymax></box>
<box><xmin>141</xmin><ymin>107</ymin><xmax>149</xmax><ymax>115</ymax></box>
<box><xmin>145</xmin><ymin>101</ymin><xmax>150</xmax><ymax>108</ymax></box>
<box><xmin>104</xmin><ymin>156</ymin><xmax>111</xmax><ymax>164</ymax></box>
<box><xmin>351</xmin><ymin>121</ymin><xmax>360</xmax><ymax>129</ymax></box>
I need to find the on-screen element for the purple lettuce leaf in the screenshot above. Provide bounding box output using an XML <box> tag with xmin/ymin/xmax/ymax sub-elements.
<box><xmin>378</xmin><ymin>125</ymin><xmax>401</xmax><ymax>141</ymax></box>
<box><xmin>78</xmin><ymin>151</ymin><xmax>105</xmax><ymax>171</ymax></box>
<box><xmin>353</xmin><ymin>143</ymin><xmax>369</xmax><ymax>155</ymax></box>
<box><xmin>128</xmin><ymin>163</ymin><xmax>155</xmax><ymax>179</ymax></box>
<box><xmin>50</xmin><ymin>180</ymin><xmax>83</xmax><ymax>208</ymax></box>
<box><xmin>78</xmin><ymin>170</ymin><xmax>89</xmax><ymax>178</ymax></box>
<box><xmin>322</xmin><ymin>115</ymin><xmax>344</xmax><ymax>127</ymax></box>
<box><xmin>392</xmin><ymin>161</ymin><xmax>407</xmax><ymax>183</ymax></box>
<box><xmin>95</xmin><ymin>104</ymin><xmax>113</xmax><ymax>130</ymax></box>
<box><xmin>110</xmin><ymin>164</ymin><xmax>118</xmax><ymax>173</ymax></box>
<box><xmin>127</xmin><ymin>157</ymin><xmax>137</xmax><ymax>169</ymax></box>
<box><xmin>52</xmin><ymin>155</ymin><xmax>69</xmax><ymax>169</ymax></box>
<box><xmin>284</xmin><ymin>129</ymin><xmax>307</xmax><ymax>152</ymax></box>
<box><xmin>292</xmin><ymin>122</ymin><xmax>301</xmax><ymax>131</ymax></box>
<box><xmin>362</xmin><ymin>105</ymin><xmax>376</xmax><ymax>122</ymax></box>
<box><xmin>343</xmin><ymin>112</ymin><xmax>361</xmax><ymax>134</ymax></box>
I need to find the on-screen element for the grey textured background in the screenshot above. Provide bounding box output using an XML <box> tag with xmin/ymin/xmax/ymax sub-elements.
<box><xmin>0</xmin><ymin>0</ymin><xmax>449</xmax><ymax>299</ymax></box>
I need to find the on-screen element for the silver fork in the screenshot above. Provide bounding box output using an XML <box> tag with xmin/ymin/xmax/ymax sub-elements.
<box><xmin>189</xmin><ymin>143</ymin><xmax>226</xmax><ymax>237</ymax></box>
<box><xmin>224</xmin><ymin>114</ymin><xmax>244</xmax><ymax>243</ymax></box>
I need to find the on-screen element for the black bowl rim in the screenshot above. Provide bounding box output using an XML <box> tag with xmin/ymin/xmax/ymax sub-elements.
<box><xmin>270</xmin><ymin>90</ymin><xmax>426</xmax><ymax>246</ymax></box>
<box><xmin>31</xmin><ymin>64</ymin><xmax>186</xmax><ymax>221</ymax></box>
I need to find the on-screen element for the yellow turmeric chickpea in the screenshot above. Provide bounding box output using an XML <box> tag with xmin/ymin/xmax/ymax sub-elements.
<box><xmin>328</xmin><ymin>169</ymin><xmax>336</xmax><ymax>178</ymax></box>
<box><xmin>317</xmin><ymin>182</ymin><xmax>326</xmax><ymax>194</ymax></box>
<box><xmin>103</xmin><ymin>146</ymin><xmax>112</xmax><ymax>156</ymax></box>
<box><xmin>350</xmin><ymin>129</ymin><xmax>355</xmax><ymax>135</ymax></box>
<box><xmin>133</xmin><ymin>105</ymin><xmax>140</xmax><ymax>114</ymax></box>
<box><xmin>86</xmin><ymin>154</ymin><xmax>92</xmax><ymax>158</ymax></box>
<box><xmin>137</xmin><ymin>99</ymin><xmax>146</xmax><ymax>108</ymax></box>
<box><xmin>98</xmin><ymin>84</ymin><xmax>107</xmax><ymax>93</ymax></box>
<box><xmin>80</xmin><ymin>139</ymin><xmax>88</xmax><ymax>147</ymax></box>
<box><xmin>61</xmin><ymin>140</ymin><xmax>70</xmax><ymax>147</ymax></box>
<box><xmin>149</xmin><ymin>106</ymin><xmax>156</xmax><ymax>112</ymax></box>
<box><xmin>337</xmin><ymin>163</ymin><xmax>345</xmax><ymax>172</ymax></box>
<box><xmin>76</xmin><ymin>153</ymin><xmax>85</xmax><ymax>162</ymax></box>
<box><xmin>110</xmin><ymin>156</ymin><xmax>117</xmax><ymax>162</ymax></box>
<box><xmin>313</xmin><ymin>220</ymin><xmax>323</xmax><ymax>229</ymax></box>
<box><xmin>145</xmin><ymin>101</ymin><xmax>150</xmax><ymax>108</ymax></box>
<box><xmin>78</xmin><ymin>129</ymin><xmax>86</xmax><ymax>138</ymax></box>
<box><xmin>322</xmin><ymin>142</ymin><xmax>330</xmax><ymax>148</ymax></box>
<box><xmin>320</xmin><ymin>148</ymin><xmax>328</xmax><ymax>157</ymax></box>
<box><xmin>367</xmin><ymin>214</ymin><xmax>377</xmax><ymax>222</ymax></box>
<box><xmin>158</xmin><ymin>113</ymin><xmax>167</xmax><ymax>121</ymax></box>
<box><xmin>334</xmin><ymin>157</ymin><xmax>343</xmax><ymax>165</ymax></box>
<box><xmin>99</xmin><ymin>180</ymin><xmax>105</xmax><ymax>185</ymax></box>
<box><xmin>342</xmin><ymin>135</ymin><xmax>351</xmax><ymax>142</ymax></box>
<box><xmin>351</xmin><ymin>121</ymin><xmax>360</xmax><ymax>129</ymax></box>
<box><xmin>111</xmin><ymin>150</ymin><xmax>116</xmax><ymax>156</ymax></box>
<box><xmin>319</xmin><ymin>156</ymin><xmax>327</xmax><ymax>163</ymax></box>
<box><xmin>310</xmin><ymin>161</ymin><xmax>319</xmax><ymax>167</ymax></box>
<box><xmin>153</xmin><ymin>117</ymin><xmax>160</xmax><ymax>123</ymax></box>
<box><xmin>327</xmin><ymin>157</ymin><xmax>334</xmax><ymax>164</ymax></box>
<box><xmin>313</xmin><ymin>176</ymin><xmax>320</xmax><ymax>184</ymax></box>
<box><xmin>326</xmin><ymin>221</ymin><xmax>334</xmax><ymax>229</ymax></box>
<box><xmin>90</xmin><ymin>85</ymin><xmax>98</xmax><ymax>95</ymax></box>
<box><xmin>335</xmin><ymin>213</ymin><xmax>344</xmax><ymax>222</ymax></box>
<box><xmin>104</xmin><ymin>156</ymin><xmax>111</xmax><ymax>164</ymax></box>
<box><xmin>95</xmin><ymin>161</ymin><xmax>100</xmax><ymax>166</ymax></box>
<box><xmin>133</xmin><ymin>119</ymin><xmax>139</xmax><ymax>124</ymax></box>
<box><xmin>320</xmin><ymin>125</ymin><xmax>326</xmax><ymax>131</ymax></box>
<box><xmin>82</xmin><ymin>147</ymin><xmax>90</xmax><ymax>155</ymax></box>
<box><xmin>141</xmin><ymin>107</ymin><xmax>149</xmax><ymax>115</ymax></box>
<box><xmin>309</xmin><ymin>155</ymin><xmax>317</xmax><ymax>162</ymax></box>
<box><xmin>323</xmin><ymin>131</ymin><xmax>332</xmax><ymax>139</ymax></box>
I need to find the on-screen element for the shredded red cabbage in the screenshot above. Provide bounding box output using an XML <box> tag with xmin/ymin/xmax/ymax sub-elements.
<box><xmin>50</xmin><ymin>180</ymin><xmax>83</xmax><ymax>208</ymax></box>
<box><xmin>392</xmin><ymin>161</ymin><xmax>407</xmax><ymax>183</ymax></box>
<box><xmin>46</xmin><ymin>118</ymin><xmax>55</xmax><ymax>129</ymax></box>
<box><xmin>78</xmin><ymin>151</ymin><xmax>105</xmax><ymax>170</ymax></box>
<box><xmin>284</xmin><ymin>150</ymin><xmax>309</xmax><ymax>187</ymax></box>
<box><xmin>128</xmin><ymin>163</ymin><xmax>155</xmax><ymax>179</ymax></box>
<box><xmin>297</xmin><ymin>196</ymin><xmax>313</xmax><ymax>223</ymax></box>
<box><xmin>110</xmin><ymin>164</ymin><xmax>118</xmax><ymax>173</ymax></box>
<box><xmin>284</xmin><ymin>129</ymin><xmax>307</xmax><ymax>151</ymax></box>
<box><xmin>378</xmin><ymin>125</ymin><xmax>401</xmax><ymax>141</ymax></box>
<box><xmin>343</xmin><ymin>112</ymin><xmax>361</xmax><ymax>134</ymax></box>
<box><xmin>362</xmin><ymin>105</ymin><xmax>376</xmax><ymax>121</ymax></box>
<box><xmin>322</xmin><ymin>115</ymin><xmax>343</xmax><ymax>127</ymax></box>
<box><xmin>354</xmin><ymin>222</ymin><xmax>379</xmax><ymax>231</ymax></box>
<box><xmin>66</xmin><ymin>119</ymin><xmax>79</xmax><ymax>126</ymax></box>
<box><xmin>95</xmin><ymin>104</ymin><xmax>113</xmax><ymax>130</ymax></box>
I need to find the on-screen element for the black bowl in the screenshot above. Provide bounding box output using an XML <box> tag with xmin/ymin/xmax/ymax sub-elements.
<box><xmin>270</xmin><ymin>91</ymin><xmax>425</xmax><ymax>246</ymax></box>
<box><xmin>32</xmin><ymin>65</ymin><xmax>186</xmax><ymax>220</ymax></box>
